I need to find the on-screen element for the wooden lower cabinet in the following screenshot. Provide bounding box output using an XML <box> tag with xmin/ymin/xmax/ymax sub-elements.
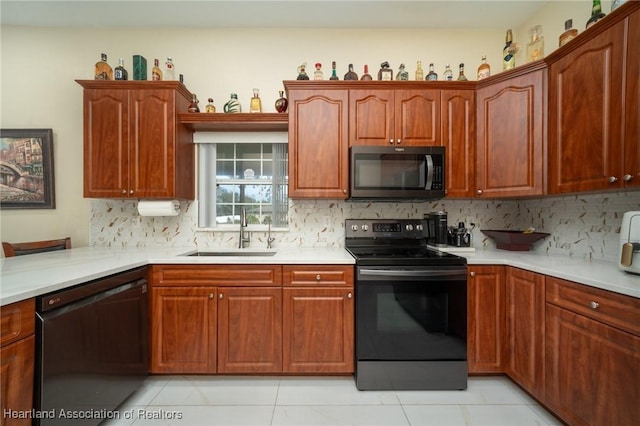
<box><xmin>0</xmin><ymin>298</ymin><xmax>35</xmax><ymax>426</ymax></box>
<box><xmin>467</xmin><ymin>265</ymin><xmax>506</xmax><ymax>373</ymax></box>
<box><xmin>283</xmin><ymin>287</ymin><xmax>354</xmax><ymax>373</ymax></box>
<box><xmin>545</xmin><ymin>304</ymin><xmax>640</xmax><ymax>426</ymax></box>
<box><xmin>150</xmin><ymin>287</ymin><xmax>217</xmax><ymax>373</ymax></box>
<box><xmin>505</xmin><ymin>268</ymin><xmax>545</xmax><ymax>401</ymax></box>
<box><xmin>217</xmin><ymin>287</ymin><xmax>282</xmax><ymax>373</ymax></box>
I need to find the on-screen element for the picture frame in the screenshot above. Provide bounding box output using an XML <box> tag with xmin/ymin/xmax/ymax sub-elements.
<box><xmin>0</xmin><ymin>128</ymin><xmax>55</xmax><ymax>209</ymax></box>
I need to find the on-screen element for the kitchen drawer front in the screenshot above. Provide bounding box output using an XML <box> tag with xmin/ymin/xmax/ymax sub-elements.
<box><xmin>0</xmin><ymin>298</ymin><xmax>35</xmax><ymax>347</ymax></box>
<box><xmin>283</xmin><ymin>265</ymin><xmax>354</xmax><ymax>286</ymax></box>
<box><xmin>546</xmin><ymin>276</ymin><xmax>640</xmax><ymax>336</ymax></box>
<box><xmin>152</xmin><ymin>265</ymin><xmax>282</xmax><ymax>287</ymax></box>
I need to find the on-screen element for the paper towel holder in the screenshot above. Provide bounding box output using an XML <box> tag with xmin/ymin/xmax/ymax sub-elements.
<box><xmin>137</xmin><ymin>200</ymin><xmax>181</xmax><ymax>217</ymax></box>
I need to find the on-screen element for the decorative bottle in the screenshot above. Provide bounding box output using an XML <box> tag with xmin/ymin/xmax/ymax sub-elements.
<box><xmin>526</xmin><ymin>25</ymin><xmax>544</xmax><ymax>63</ymax></box>
<box><xmin>586</xmin><ymin>0</ymin><xmax>606</xmax><ymax>29</ymax></box>
<box><xmin>275</xmin><ymin>91</ymin><xmax>288</xmax><ymax>113</ymax></box>
<box><xmin>224</xmin><ymin>93</ymin><xmax>242</xmax><ymax>113</ymax></box>
<box><xmin>205</xmin><ymin>98</ymin><xmax>216</xmax><ymax>113</ymax></box>
<box><xmin>296</xmin><ymin>63</ymin><xmax>309</xmax><ymax>80</ymax></box>
<box><xmin>396</xmin><ymin>64</ymin><xmax>409</xmax><ymax>81</ymax></box>
<box><xmin>360</xmin><ymin>64</ymin><xmax>373</xmax><ymax>80</ymax></box>
<box><xmin>164</xmin><ymin>57</ymin><xmax>175</xmax><ymax>80</ymax></box>
<box><xmin>187</xmin><ymin>94</ymin><xmax>200</xmax><ymax>113</ymax></box>
<box><xmin>443</xmin><ymin>64</ymin><xmax>453</xmax><ymax>81</ymax></box>
<box><xmin>249</xmin><ymin>88</ymin><xmax>262</xmax><ymax>113</ymax></box>
<box><xmin>426</xmin><ymin>63</ymin><xmax>438</xmax><ymax>81</ymax></box>
<box><xmin>378</xmin><ymin>61</ymin><xmax>393</xmax><ymax>80</ymax></box>
<box><xmin>477</xmin><ymin>55</ymin><xmax>491</xmax><ymax>80</ymax></box>
<box><xmin>503</xmin><ymin>29</ymin><xmax>515</xmax><ymax>71</ymax></box>
<box><xmin>313</xmin><ymin>63</ymin><xmax>323</xmax><ymax>80</ymax></box>
<box><xmin>94</xmin><ymin>53</ymin><xmax>113</xmax><ymax>80</ymax></box>
<box><xmin>344</xmin><ymin>63</ymin><xmax>358</xmax><ymax>80</ymax></box>
<box><xmin>415</xmin><ymin>61</ymin><xmax>424</xmax><ymax>80</ymax></box>
<box><xmin>329</xmin><ymin>61</ymin><xmax>339</xmax><ymax>80</ymax></box>
<box><xmin>152</xmin><ymin>59</ymin><xmax>163</xmax><ymax>81</ymax></box>
<box><xmin>457</xmin><ymin>63</ymin><xmax>468</xmax><ymax>81</ymax></box>
<box><xmin>559</xmin><ymin>19</ymin><xmax>578</xmax><ymax>47</ymax></box>
<box><xmin>612</xmin><ymin>0</ymin><xmax>627</xmax><ymax>11</ymax></box>
<box><xmin>114</xmin><ymin>58</ymin><xmax>128</xmax><ymax>80</ymax></box>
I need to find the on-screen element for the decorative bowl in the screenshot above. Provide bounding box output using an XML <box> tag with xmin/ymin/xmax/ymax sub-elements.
<box><xmin>481</xmin><ymin>230</ymin><xmax>550</xmax><ymax>251</ymax></box>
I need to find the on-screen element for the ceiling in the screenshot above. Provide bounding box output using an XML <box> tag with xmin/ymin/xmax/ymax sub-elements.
<box><xmin>0</xmin><ymin>0</ymin><xmax>550</xmax><ymax>29</ymax></box>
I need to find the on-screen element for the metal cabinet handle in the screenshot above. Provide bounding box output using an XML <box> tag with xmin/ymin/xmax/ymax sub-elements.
<box><xmin>129</xmin><ymin>190</ymin><xmax>134</xmax><ymax>195</ymax></box>
<box><xmin>121</xmin><ymin>189</ymin><xmax>127</xmax><ymax>194</ymax></box>
<box><xmin>623</xmin><ymin>174</ymin><xmax>633</xmax><ymax>182</ymax></box>
<box><xmin>316</xmin><ymin>274</ymin><xmax>321</xmax><ymax>281</ymax></box>
<box><xmin>476</xmin><ymin>189</ymin><xmax>483</xmax><ymax>195</ymax></box>
<box><xmin>608</xmin><ymin>176</ymin><xmax>618</xmax><ymax>183</ymax></box>
<box><xmin>470</xmin><ymin>271</ymin><xmax>476</xmax><ymax>277</ymax></box>
<box><xmin>343</xmin><ymin>189</ymin><xmax>347</xmax><ymax>194</ymax></box>
<box><xmin>590</xmin><ymin>301</ymin><xmax>599</xmax><ymax>310</ymax></box>
<box><xmin>218</xmin><ymin>293</ymin><xmax>223</xmax><ymax>299</ymax></box>
<box><xmin>209</xmin><ymin>293</ymin><xmax>214</xmax><ymax>299</ymax></box>
<box><xmin>389</xmin><ymin>139</ymin><xmax>394</xmax><ymax>144</ymax></box>
<box><xmin>396</xmin><ymin>139</ymin><xmax>401</xmax><ymax>144</ymax></box>
<box><xmin>347</xmin><ymin>292</ymin><xmax>353</xmax><ymax>299</ymax></box>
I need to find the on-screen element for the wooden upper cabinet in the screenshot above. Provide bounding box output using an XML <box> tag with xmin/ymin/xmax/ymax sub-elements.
<box><xmin>624</xmin><ymin>8</ymin><xmax>640</xmax><ymax>189</ymax></box>
<box><xmin>547</xmin><ymin>18</ymin><xmax>626</xmax><ymax>194</ymax></box>
<box><xmin>441</xmin><ymin>89</ymin><xmax>476</xmax><ymax>197</ymax></box>
<box><xmin>476</xmin><ymin>65</ymin><xmax>545</xmax><ymax>198</ymax></box>
<box><xmin>78</xmin><ymin>80</ymin><xmax>195</xmax><ymax>200</ymax></box>
<box><xmin>286</xmin><ymin>84</ymin><xmax>349</xmax><ymax>199</ymax></box>
<box><xmin>350</xmin><ymin>88</ymin><xmax>439</xmax><ymax>146</ymax></box>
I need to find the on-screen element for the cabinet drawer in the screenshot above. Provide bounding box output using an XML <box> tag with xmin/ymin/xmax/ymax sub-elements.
<box><xmin>1</xmin><ymin>298</ymin><xmax>35</xmax><ymax>347</ymax></box>
<box><xmin>546</xmin><ymin>276</ymin><xmax>640</xmax><ymax>336</ymax></box>
<box><xmin>152</xmin><ymin>265</ymin><xmax>282</xmax><ymax>286</ymax></box>
<box><xmin>283</xmin><ymin>265</ymin><xmax>354</xmax><ymax>286</ymax></box>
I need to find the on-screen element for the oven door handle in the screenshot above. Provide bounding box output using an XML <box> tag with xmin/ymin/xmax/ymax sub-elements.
<box><xmin>358</xmin><ymin>268</ymin><xmax>466</xmax><ymax>279</ymax></box>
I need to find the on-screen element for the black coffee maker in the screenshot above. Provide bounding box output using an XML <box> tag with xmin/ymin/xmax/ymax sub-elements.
<box><xmin>425</xmin><ymin>211</ymin><xmax>448</xmax><ymax>246</ymax></box>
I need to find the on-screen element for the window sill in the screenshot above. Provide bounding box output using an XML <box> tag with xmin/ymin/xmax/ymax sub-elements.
<box><xmin>196</xmin><ymin>225</ymin><xmax>289</xmax><ymax>233</ymax></box>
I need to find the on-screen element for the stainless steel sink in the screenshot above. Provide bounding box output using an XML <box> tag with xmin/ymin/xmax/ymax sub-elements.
<box><xmin>185</xmin><ymin>251</ymin><xmax>277</xmax><ymax>257</ymax></box>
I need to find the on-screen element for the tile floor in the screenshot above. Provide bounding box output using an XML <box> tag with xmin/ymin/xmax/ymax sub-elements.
<box><xmin>104</xmin><ymin>375</ymin><xmax>564</xmax><ymax>426</ymax></box>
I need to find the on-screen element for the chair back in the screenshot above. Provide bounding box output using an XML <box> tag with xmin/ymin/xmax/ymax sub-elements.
<box><xmin>2</xmin><ymin>237</ymin><xmax>71</xmax><ymax>257</ymax></box>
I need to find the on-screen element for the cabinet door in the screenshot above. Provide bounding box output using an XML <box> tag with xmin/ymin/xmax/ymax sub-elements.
<box><xmin>505</xmin><ymin>268</ymin><xmax>545</xmax><ymax>400</ymax></box>
<box><xmin>150</xmin><ymin>287</ymin><xmax>216</xmax><ymax>373</ymax></box>
<box><xmin>545</xmin><ymin>304</ymin><xmax>640</xmax><ymax>426</ymax></box>
<box><xmin>395</xmin><ymin>89</ymin><xmax>440</xmax><ymax>146</ymax></box>
<box><xmin>217</xmin><ymin>287</ymin><xmax>282</xmax><ymax>373</ymax></box>
<box><xmin>288</xmin><ymin>89</ymin><xmax>349</xmax><ymax>198</ymax></box>
<box><xmin>129</xmin><ymin>89</ymin><xmax>176</xmax><ymax>198</ymax></box>
<box><xmin>83</xmin><ymin>88</ymin><xmax>129</xmax><ymax>198</ymax></box>
<box><xmin>548</xmin><ymin>21</ymin><xmax>625</xmax><ymax>193</ymax></box>
<box><xmin>0</xmin><ymin>336</ymin><xmax>34</xmax><ymax>426</ymax></box>
<box><xmin>468</xmin><ymin>266</ymin><xmax>505</xmax><ymax>373</ymax></box>
<box><xmin>349</xmin><ymin>90</ymin><xmax>394</xmax><ymax>146</ymax></box>
<box><xmin>283</xmin><ymin>287</ymin><xmax>354</xmax><ymax>373</ymax></box>
<box><xmin>441</xmin><ymin>89</ymin><xmax>475</xmax><ymax>197</ymax></box>
<box><xmin>476</xmin><ymin>69</ymin><xmax>545</xmax><ymax>197</ymax></box>
<box><xmin>624</xmin><ymin>9</ymin><xmax>640</xmax><ymax>188</ymax></box>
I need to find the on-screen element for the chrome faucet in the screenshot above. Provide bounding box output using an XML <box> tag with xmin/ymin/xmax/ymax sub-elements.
<box><xmin>267</xmin><ymin>220</ymin><xmax>275</xmax><ymax>249</ymax></box>
<box><xmin>239</xmin><ymin>207</ymin><xmax>250</xmax><ymax>249</ymax></box>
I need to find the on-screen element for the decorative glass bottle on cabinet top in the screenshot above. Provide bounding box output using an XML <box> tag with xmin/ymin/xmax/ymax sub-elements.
<box><xmin>164</xmin><ymin>57</ymin><xmax>175</xmax><ymax>80</ymax></box>
<box><xmin>457</xmin><ymin>63</ymin><xmax>468</xmax><ymax>81</ymax></box>
<box><xmin>114</xmin><ymin>58</ymin><xmax>128</xmax><ymax>80</ymax></box>
<box><xmin>275</xmin><ymin>91</ymin><xmax>288</xmax><ymax>113</ymax></box>
<box><xmin>152</xmin><ymin>59</ymin><xmax>163</xmax><ymax>81</ymax></box>
<box><xmin>249</xmin><ymin>88</ymin><xmax>262</xmax><ymax>113</ymax></box>
<box><xmin>224</xmin><ymin>93</ymin><xmax>242</xmax><ymax>113</ymax></box>
<box><xmin>344</xmin><ymin>63</ymin><xmax>358</xmax><ymax>80</ymax></box>
<box><xmin>586</xmin><ymin>0</ymin><xmax>606</xmax><ymax>29</ymax></box>
<box><xmin>396</xmin><ymin>64</ymin><xmax>409</xmax><ymax>81</ymax></box>
<box><xmin>314</xmin><ymin>63</ymin><xmax>323</xmax><ymax>80</ymax></box>
<box><xmin>360</xmin><ymin>65</ymin><xmax>373</xmax><ymax>80</ymax></box>
<box><xmin>205</xmin><ymin>98</ymin><xmax>216</xmax><ymax>113</ymax></box>
<box><xmin>188</xmin><ymin>94</ymin><xmax>200</xmax><ymax>113</ymax></box>
<box><xmin>329</xmin><ymin>61</ymin><xmax>339</xmax><ymax>80</ymax></box>
<box><xmin>443</xmin><ymin>64</ymin><xmax>453</xmax><ymax>81</ymax></box>
<box><xmin>526</xmin><ymin>25</ymin><xmax>544</xmax><ymax>63</ymax></box>
<box><xmin>477</xmin><ymin>55</ymin><xmax>490</xmax><ymax>80</ymax></box>
<box><xmin>94</xmin><ymin>53</ymin><xmax>113</xmax><ymax>80</ymax></box>
<box><xmin>559</xmin><ymin>19</ymin><xmax>578</xmax><ymax>46</ymax></box>
<box><xmin>503</xmin><ymin>29</ymin><xmax>516</xmax><ymax>71</ymax></box>
<box><xmin>415</xmin><ymin>60</ymin><xmax>424</xmax><ymax>80</ymax></box>
<box><xmin>426</xmin><ymin>63</ymin><xmax>438</xmax><ymax>81</ymax></box>
<box><xmin>378</xmin><ymin>61</ymin><xmax>393</xmax><ymax>80</ymax></box>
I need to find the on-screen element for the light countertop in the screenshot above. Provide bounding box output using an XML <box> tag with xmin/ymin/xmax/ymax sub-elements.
<box><xmin>1</xmin><ymin>245</ymin><xmax>638</xmax><ymax>306</ymax></box>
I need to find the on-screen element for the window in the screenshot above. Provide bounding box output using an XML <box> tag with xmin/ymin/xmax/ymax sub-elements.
<box><xmin>196</xmin><ymin>132</ymin><xmax>288</xmax><ymax>229</ymax></box>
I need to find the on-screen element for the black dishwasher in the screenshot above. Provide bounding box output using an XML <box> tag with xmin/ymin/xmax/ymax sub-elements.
<box><xmin>35</xmin><ymin>267</ymin><xmax>149</xmax><ymax>425</ymax></box>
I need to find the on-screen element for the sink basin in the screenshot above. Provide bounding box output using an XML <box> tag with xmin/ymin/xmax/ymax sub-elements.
<box><xmin>185</xmin><ymin>251</ymin><xmax>277</xmax><ymax>257</ymax></box>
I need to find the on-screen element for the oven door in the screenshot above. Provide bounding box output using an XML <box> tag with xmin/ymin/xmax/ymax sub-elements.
<box><xmin>355</xmin><ymin>265</ymin><xmax>467</xmax><ymax>362</ymax></box>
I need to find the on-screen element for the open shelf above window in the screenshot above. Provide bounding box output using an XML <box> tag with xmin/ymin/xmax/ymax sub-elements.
<box><xmin>178</xmin><ymin>113</ymin><xmax>288</xmax><ymax>132</ymax></box>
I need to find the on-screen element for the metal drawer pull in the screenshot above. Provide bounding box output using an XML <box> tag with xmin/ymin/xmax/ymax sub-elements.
<box><xmin>590</xmin><ymin>301</ymin><xmax>599</xmax><ymax>310</ymax></box>
<box><xmin>209</xmin><ymin>293</ymin><xmax>214</xmax><ymax>299</ymax></box>
<box><xmin>348</xmin><ymin>292</ymin><xmax>352</xmax><ymax>299</ymax></box>
<box><xmin>316</xmin><ymin>274</ymin><xmax>321</xmax><ymax>281</ymax></box>
<box><xmin>218</xmin><ymin>293</ymin><xmax>223</xmax><ymax>299</ymax></box>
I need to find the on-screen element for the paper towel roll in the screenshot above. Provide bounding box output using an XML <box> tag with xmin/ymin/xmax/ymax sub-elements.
<box><xmin>137</xmin><ymin>200</ymin><xmax>180</xmax><ymax>216</ymax></box>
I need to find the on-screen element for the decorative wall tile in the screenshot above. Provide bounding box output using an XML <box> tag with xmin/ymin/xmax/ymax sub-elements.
<box><xmin>90</xmin><ymin>191</ymin><xmax>640</xmax><ymax>262</ymax></box>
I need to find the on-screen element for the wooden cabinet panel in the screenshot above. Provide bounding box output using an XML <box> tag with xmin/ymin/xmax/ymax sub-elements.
<box><xmin>545</xmin><ymin>304</ymin><xmax>640</xmax><ymax>426</ymax></box>
<box><xmin>152</xmin><ymin>264</ymin><xmax>282</xmax><ymax>287</ymax></box>
<box><xmin>349</xmin><ymin>90</ymin><xmax>394</xmax><ymax>146</ymax></box>
<box><xmin>467</xmin><ymin>265</ymin><xmax>505</xmax><ymax>373</ymax></box>
<box><xmin>505</xmin><ymin>268</ymin><xmax>545</xmax><ymax>400</ymax></box>
<box><xmin>0</xmin><ymin>299</ymin><xmax>35</xmax><ymax>347</ymax></box>
<box><xmin>395</xmin><ymin>89</ymin><xmax>440</xmax><ymax>146</ymax></box>
<box><xmin>283</xmin><ymin>265</ymin><xmax>354</xmax><ymax>286</ymax></box>
<box><xmin>441</xmin><ymin>89</ymin><xmax>475</xmax><ymax>197</ymax></box>
<box><xmin>283</xmin><ymin>287</ymin><xmax>354</xmax><ymax>373</ymax></box>
<box><xmin>476</xmin><ymin>67</ymin><xmax>545</xmax><ymax>197</ymax></box>
<box><xmin>0</xmin><ymin>336</ymin><xmax>35</xmax><ymax>426</ymax></box>
<box><xmin>624</xmin><ymin>9</ymin><xmax>640</xmax><ymax>188</ymax></box>
<box><xmin>150</xmin><ymin>287</ymin><xmax>217</xmax><ymax>373</ymax></box>
<box><xmin>217</xmin><ymin>287</ymin><xmax>282</xmax><ymax>373</ymax></box>
<box><xmin>547</xmin><ymin>20</ymin><xmax>626</xmax><ymax>193</ymax></box>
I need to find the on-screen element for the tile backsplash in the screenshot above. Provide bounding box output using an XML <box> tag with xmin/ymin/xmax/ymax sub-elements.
<box><xmin>91</xmin><ymin>191</ymin><xmax>640</xmax><ymax>262</ymax></box>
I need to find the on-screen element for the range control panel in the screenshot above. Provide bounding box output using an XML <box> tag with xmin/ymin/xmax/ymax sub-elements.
<box><xmin>345</xmin><ymin>219</ymin><xmax>427</xmax><ymax>240</ymax></box>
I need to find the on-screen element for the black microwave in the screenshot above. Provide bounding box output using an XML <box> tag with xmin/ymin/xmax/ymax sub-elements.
<box><xmin>349</xmin><ymin>146</ymin><xmax>445</xmax><ymax>200</ymax></box>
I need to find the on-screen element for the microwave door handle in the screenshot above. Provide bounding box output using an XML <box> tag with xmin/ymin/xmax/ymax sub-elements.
<box><xmin>425</xmin><ymin>155</ymin><xmax>434</xmax><ymax>190</ymax></box>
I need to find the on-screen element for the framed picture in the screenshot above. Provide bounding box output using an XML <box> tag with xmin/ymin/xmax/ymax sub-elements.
<box><xmin>0</xmin><ymin>128</ymin><xmax>55</xmax><ymax>209</ymax></box>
